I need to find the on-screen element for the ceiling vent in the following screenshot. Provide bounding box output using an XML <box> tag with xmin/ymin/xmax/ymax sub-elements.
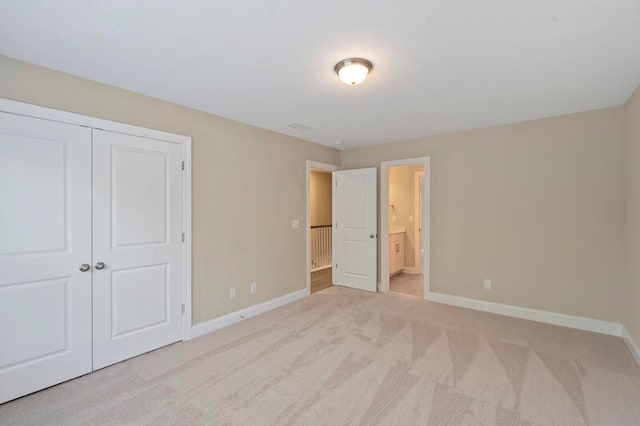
<box><xmin>285</xmin><ymin>121</ymin><xmax>313</xmax><ymax>131</ymax></box>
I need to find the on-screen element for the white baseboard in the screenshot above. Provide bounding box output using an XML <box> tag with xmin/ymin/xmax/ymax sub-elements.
<box><xmin>622</xmin><ymin>326</ymin><xmax>640</xmax><ymax>368</ymax></box>
<box><xmin>425</xmin><ymin>291</ymin><xmax>624</xmax><ymax>337</ymax></box>
<box><xmin>191</xmin><ymin>288</ymin><xmax>309</xmax><ymax>339</ymax></box>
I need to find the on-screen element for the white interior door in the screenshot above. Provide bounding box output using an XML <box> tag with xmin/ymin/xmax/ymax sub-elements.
<box><xmin>332</xmin><ymin>168</ymin><xmax>377</xmax><ymax>292</ymax></box>
<box><xmin>92</xmin><ymin>130</ymin><xmax>183</xmax><ymax>370</ymax></box>
<box><xmin>0</xmin><ymin>113</ymin><xmax>92</xmax><ymax>403</ymax></box>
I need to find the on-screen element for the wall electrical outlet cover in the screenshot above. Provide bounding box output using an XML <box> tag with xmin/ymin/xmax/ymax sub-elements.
<box><xmin>250</xmin><ymin>282</ymin><xmax>257</xmax><ymax>294</ymax></box>
<box><xmin>230</xmin><ymin>288</ymin><xmax>237</xmax><ymax>299</ymax></box>
<box><xmin>483</xmin><ymin>279</ymin><xmax>492</xmax><ymax>290</ymax></box>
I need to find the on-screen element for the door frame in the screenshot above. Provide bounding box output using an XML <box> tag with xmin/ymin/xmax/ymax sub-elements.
<box><xmin>414</xmin><ymin>170</ymin><xmax>425</xmax><ymax>274</ymax></box>
<box><xmin>305</xmin><ymin>160</ymin><xmax>340</xmax><ymax>295</ymax></box>
<box><xmin>0</xmin><ymin>97</ymin><xmax>194</xmax><ymax>340</ymax></box>
<box><xmin>380</xmin><ymin>157</ymin><xmax>431</xmax><ymax>297</ymax></box>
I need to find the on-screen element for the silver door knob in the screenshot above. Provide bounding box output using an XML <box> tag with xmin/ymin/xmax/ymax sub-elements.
<box><xmin>79</xmin><ymin>264</ymin><xmax>90</xmax><ymax>272</ymax></box>
<box><xmin>369</xmin><ymin>234</ymin><xmax>375</xmax><ymax>239</ymax></box>
<box><xmin>95</xmin><ymin>262</ymin><xmax>105</xmax><ymax>270</ymax></box>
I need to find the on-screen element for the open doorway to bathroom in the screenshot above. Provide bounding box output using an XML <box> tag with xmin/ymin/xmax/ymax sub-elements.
<box><xmin>388</xmin><ymin>164</ymin><xmax>424</xmax><ymax>297</ymax></box>
<box><xmin>382</xmin><ymin>159</ymin><xmax>430</xmax><ymax>298</ymax></box>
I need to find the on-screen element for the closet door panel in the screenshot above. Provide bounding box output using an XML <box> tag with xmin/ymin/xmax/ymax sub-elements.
<box><xmin>0</xmin><ymin>112</ymin><xmax>92</xmax><ymax>404</ymax></box>
<box><xmin>92</xmin><ymin>130</ymin><xmax>183</xmax><ymax>370</ymax></box>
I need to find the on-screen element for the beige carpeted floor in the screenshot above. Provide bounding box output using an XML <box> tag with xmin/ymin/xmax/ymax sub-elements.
<box><xmin>1</xmin><ymin>286</ymin><xmax>639</xmax><ymax>425</ymax></box>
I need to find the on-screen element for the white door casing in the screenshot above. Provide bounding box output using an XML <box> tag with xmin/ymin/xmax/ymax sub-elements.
<box><xmin>419</xmin><ymin>173</ymin><xmax>425</xmax><ymax>274</ymax></box>
<box><xmin>414</xmin><ymin>171</ymin><xmax>424</xmax><ymax>274</ymax></box>
<box><xmin>332</xmin><ymin>168</ymin><xmax>377</xmax><ymax>292</ymax></box>
<box><xmin>0</xmin><ymin>113</ymin><xmax>92</xmax><ymax>403</ymax></box>
<box><xmin>92</xmin><ymin>130</ymin><xmax>184</xmax><ymax>369</ymax></box>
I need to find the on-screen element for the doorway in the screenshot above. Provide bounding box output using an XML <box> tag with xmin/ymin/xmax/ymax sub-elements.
<box><xmin>306</xmin><ymin>161</ymin><xmax>339</xmax><ymax>294</ymax></box>
<box><xmin>381</xmin><ymin>157</ymin><xmax>431</xmax><ymax>298</ymax></box>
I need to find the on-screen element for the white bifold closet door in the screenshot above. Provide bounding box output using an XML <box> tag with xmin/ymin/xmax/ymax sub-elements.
<box><xmin>0</xmin><ymin>112</ymin><xmax>93</xmax><ymax>403</ymax></box>
<box><xmin>92</xmin><ymin>130</ymin><xmax>183</xmax><ymax>370</ymax></box>
<box><xmin>0</xmin><ymin>114</ymin><xmax>184</xmax><ymax>403</ymax></box>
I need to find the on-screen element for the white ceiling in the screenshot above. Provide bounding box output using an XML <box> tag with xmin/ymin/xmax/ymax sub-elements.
<box><xmin>1</xmin><ymin>1</ymin><xmax>639</xmax><ymax>149</ymax></box>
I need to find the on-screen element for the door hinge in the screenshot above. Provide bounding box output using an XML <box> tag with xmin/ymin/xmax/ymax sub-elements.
<box><xmin>181</xmin><ymin>304</ymin><xmax>185</xmax><ymax>314</ymax></box>
<box><xmin>181</xmin><ymin>161</ymin><xmax>185</xmax><ymax>171</ymax></box>
<box><xmin>181</xmin><ymin>232</ymin><xmax>185</xmax><ymax>242</ymax></box>
<box><xmin>335</xmin><ymin>263</ymin><xmax>338</xmax><ymax>269</ymax></box>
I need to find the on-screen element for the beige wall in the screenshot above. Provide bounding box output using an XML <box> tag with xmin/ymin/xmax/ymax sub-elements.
<box><xmin>624</xmin><ymin>85</ymin><xmax>640</xmax><ymax>343</ymax></box>
<box><xmin>1</xmin><ymin>53</ymin><xmax>635</xmax><ymax>331</ymax></box>
<box><xmin>0</xmin><ymin>55</ymin><xmax>340</xmax><ymax>325</ymax></box>
<box><xmin>389</xmin><ymin>164</ymin><xmax>423</xmax><ymax>268</ymax></box>
<box><xmin>310</xmin><ymin>171</ymin><xmax>332</xmax><ymax>226</ymax></box>
<box><xmin>342</xmin><ymin>108</ymin><xmax>628</xmax><ymax>322</ymax></box>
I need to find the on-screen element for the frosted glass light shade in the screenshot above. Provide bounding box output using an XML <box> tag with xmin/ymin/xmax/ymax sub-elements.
<box><xmin>334</xmin><ymin>58</ymin><xmax>373</xmax><ymax>86</ymax></box>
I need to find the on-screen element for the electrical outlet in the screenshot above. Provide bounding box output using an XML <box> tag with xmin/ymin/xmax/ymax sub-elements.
<box><xmin>483</xmin><ymin>279</ymin><xmax>492</xmax><ymax>290</ymax></box>
<box><xmin>230</xmin><ymin>287</ymin><xmax>236</xmax><ymax>299</ymax></box>
<box><xmin>292</xmin><ymin>219</ymin><xmax>299</xmax><ymax>229</ymax></box>
<box><xmin>250</xmin><ymin>282</ymin><xmax>257</xmax><ymax>294</ymax></box>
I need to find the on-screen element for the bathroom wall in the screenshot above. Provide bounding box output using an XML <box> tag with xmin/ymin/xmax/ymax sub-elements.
<box><xmin>388</xmin><ymin>164</ymin><xmax>424</xmax><ymax>269</ymax></box>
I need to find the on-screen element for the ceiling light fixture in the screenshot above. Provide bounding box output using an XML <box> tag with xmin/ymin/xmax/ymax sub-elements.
<box><xmin>334</xmin><ymin>58</ymin><xmax>373</xmax><ymax>86</ymax></box>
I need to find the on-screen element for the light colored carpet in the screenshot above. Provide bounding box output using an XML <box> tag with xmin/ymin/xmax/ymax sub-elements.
<box><xmin>390</xmin><ymin>272</ymin><xmax>424</xmax><ymax>298</ymax></box>
<box><xmin>1</xmin><ymin>286</ymin><xmax>639</xmax><ymax>425</ymax></box>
